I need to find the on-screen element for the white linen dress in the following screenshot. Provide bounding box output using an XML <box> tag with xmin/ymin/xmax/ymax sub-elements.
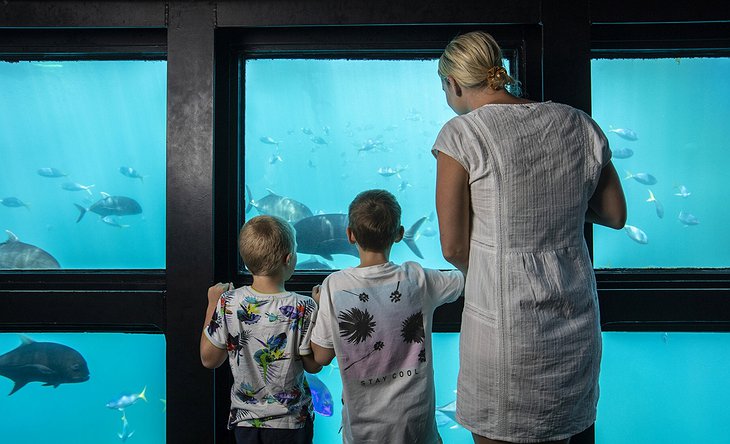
<box><xmin>432</xmin><ymin>101</ymin><xmax>611</xmax><ymax>442</ymax></box>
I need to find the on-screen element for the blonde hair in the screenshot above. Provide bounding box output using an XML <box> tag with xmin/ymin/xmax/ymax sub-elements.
<box><xmin>238</xmin><ymin>215</ymin><xmax>296</xmax><ymax>276</ymax></box>
<box><xmin>348</xmin><ymin>189</ymin><xmax>401</xmax><ymax>252</ymax></box>
<box><xmin>438</xmin><ymin>31</ymin><xmax>518</xmax><ymax>93</ymax></box>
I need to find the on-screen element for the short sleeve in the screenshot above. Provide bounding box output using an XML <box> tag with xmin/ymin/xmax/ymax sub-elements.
<box><xmin>423</xmin><ymin>268</ymin><xmax>465</xmax><ymax>306</ymax></box>
<box><xmin>432</xmin><ymin>117</ymin><xmax>470</xmax><ymax>171</ymax></box>
<box><xmin>203</xmin><ymin>292</ymin><xmax>230</xmax><ymax>350</ymax></box>
<box><xmin>584</xmin><ymin>113</ymin><xmax>612</xmax><ymax>168</ymax></box>
<box><xmin>310</xmin><ymin>277</ymin><xmax>335</xmax><ymax>350</ymax></box>
<box><xmin>298</xmin><ymin>296</ymin><xmax>319</xmax><ymax>355</ymax></box>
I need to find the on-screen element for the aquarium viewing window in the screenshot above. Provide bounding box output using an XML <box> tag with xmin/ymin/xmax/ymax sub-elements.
<box><xmin>241</xmin><ymin>57</ymin><xmax>512</xmax><ymax>272</ymax></box>
<box><xmin>591</xmin><ymin>56</ymin><xmax>730</xmax><ymax>268</ymax></box>
<box><xmin>0</xmin><ymin>59</ymin><xmax>166</xmax><ymax>270</ymax></box>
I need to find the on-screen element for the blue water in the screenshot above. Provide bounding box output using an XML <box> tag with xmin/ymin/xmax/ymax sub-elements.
<box><xmin>0</xmin><ymin>60</ymin><xmax>166</xmax><ymax>269</ymax></box>
<box><xmin>591</xmin><ymin>57</ymin><xmax>730</xmax><ymax>268</ymax></box>
<box><xmin>0</xmin><ymin>332</ymin><xmax>166</xmax><ymax>443</ymax></box>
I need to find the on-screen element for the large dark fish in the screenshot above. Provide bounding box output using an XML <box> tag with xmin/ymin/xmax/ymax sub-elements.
<box><xmin>0</xmin><ymin>335</ymin><xmax>90</xmax><ymax>395</ymax></box>
<box><xmin>0</xmin><ymin>230</ymin><xmax>60</xmax><ymax>269</ymax></box>
<box><xmin>75</xmin><ymin>193</ymin><xmax>142</xmax><ymax>222</ymax></box>
<box><xmin>294</xmin><ymin>214</ymin><xmax>427</xmax><ymax>261</ymax></box>
<box><xmin>245</xmin><ymin>186</ymin><xmax>313</xmax><ymax>224</ymax></box>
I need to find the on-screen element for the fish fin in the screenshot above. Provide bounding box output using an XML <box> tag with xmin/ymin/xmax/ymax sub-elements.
<box><xmin>265</xmin><ymin>188</ymin><xmax>278</xmax><ymax>196</ymax></box>
<box><xmin>74</xmin><ymin>204</ymin><xmax>87</xmax><ymax>223</ymax></box>
<box><xmin>100</xmin><ymin>192</ymin><xmax>110</xmax><ymax>199</ymax></box>
<box><xmin>647</xmin><ymin>190</ymin><xmax>655</xmax><ymax>202</ymax></box>
<box><xmin>128</xmin><ymin>431</ymin><xmax>135</xmax><ymax>439</ymax></box>
<box><xmin>8</xmin><ymin>380</ymin><xmax>29</xmax><ymax>396</ymax></box>
<box><xmin>403</xmin><ymin>237</ymin><xmax>424</xmax><ymax>259</ymax></box>
<box><xmin>623</xmin><ymin>170</ymin><xmax>633</xmax><ymax>180</ymax></box>
<box><xmin>19</xmin><ymin>334</ymin><xmax>34</xmax><ymax>345</ymax></box>
<box><xmin>5</xmin><ymin>230</ymin><xmax>19</xmax><ymax>243</ymax></box>
<box><xmin>403</xmin><ymin>216</ymin><xmax>427</xmax><ymax>259</ymax></box>
<box><xmin>245</xmin><ymin>185</ymin><xmax>253</xmax><ymax>214</ymax></box>
<box><xmin>118</xmin><ymin>433</ymin><xmax>123</xmax><ymax>439</ymax></box>
<box><xmin>139</xmin><ymin>386</ymin><xmax>148</xmax><ymax>402</ymax></box>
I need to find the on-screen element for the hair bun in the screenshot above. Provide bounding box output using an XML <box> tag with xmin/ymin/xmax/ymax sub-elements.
<box><xmin>486</xmin><ymin>66</ymin><xmax>509</xmax><ymax>90</ymax></box>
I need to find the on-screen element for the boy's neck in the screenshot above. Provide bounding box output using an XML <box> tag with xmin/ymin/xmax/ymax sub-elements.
<box><xmin>250</xmin><ymin>274</ymin><xmax>287</xmax><ymax>294</ymax></box>
<box><xmin>357</xmin><ymin>248</ymin><xmax>391</xmax><ymax>268</ymax></box>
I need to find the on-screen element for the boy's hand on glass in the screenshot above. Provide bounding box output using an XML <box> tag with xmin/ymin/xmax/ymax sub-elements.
<box><xmin>311</xmin><ymin>285</ymin><xmax>321</xmax><ymax>305</ymax></box>
<box><xmin>208</xmin><ymin>282</ymin><xmax>231</xmax><ymax>305</ymax></box>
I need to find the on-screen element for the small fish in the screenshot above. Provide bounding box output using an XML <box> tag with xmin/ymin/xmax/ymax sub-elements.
<box><xmin>119</xmin><ymin>166</ymin><xmax>145</xmax><ymax>182</ymax></box>
<box><xmin>268</xmin><ymin>153</ymin><xmax>283</xmax><ymax>165</ymax></box>
<box><xmin>624</xmin><ymin>224</ymin><xmax>648</xmax><ymax>244</ymax></box>
<box><xmin>674</xmin><ymin>185</ymin><xmax>691</xmax><ymax>198</ymax></box>
<box><xmin>259</xmin><ymin>136</ymin><xmax>281</xmax><ymax>146</ymax></box>
<box><xmin>0</xmin><ymin>335</ymin><xmax>89</xmax><ymax>394</ymax></box>
<box><xmin>608</xmin><ymin>127</ymin><xmax>638</xmax><ymax>141</ymax></box>
<box><xmin>398</xmin><ymin>180</ymin><xmax>412</xmax><ymax>192</ymax></box>
<box><xmin>304</xmin><ymin>373</ymin><xmax>333</xmax><ymax>417</ymax></box>
<box><xmin>322</xmin><ymin>126</ymin><xmax>330</xmax><ymax>135</ymax></box>
<box><xmin>436</xmin><ymin>400</ymin><xmax>457</xmax><ymax>422</ymax></box>
<box><xmin>307</xmin><ymin>160</ymin><xmax>316</xmax><ymax>169</ymax></box>
<box><xmin>118</xmin><ymin>412</ymin><xmax>135</xmax><ymax>442</ymax></box>
<box><xmin>37</xmin><ymin>167</ymin><xmax>68</xmax><ymax>178</ymax></box>
<box><xmin>301</xmin><ymin>127</ymin><xmax>313</xmax><ymax>135</ymax></box>
<box><xmin>646</xmin><ymin>190</ymin><xmax>664</xmax><ymax>218</ymax></box>
<box><xmin>611</xmin><ymin>147</ymin><xmax>634</xmax><ymax>159</ymax></box>
<box><xmin>357</xmin><ymin>138</ymin><xmax>384</xmax><ymax>152</ymax></box>
<box><xmin>624</xmin><ymin>171</ymin><xmax>657</xmax><ymax>186</ymax></box>
<box><xmin>61</xmin><ymin>182</ymin><xmax>95</xmax><ymax>196</ymax></box>
<box><xmin>310</xmin><ymin>136</ymin><xmax>328</xmax><ymax>145</ymax></box>
<box><xmin>377</xmin><ymin>165</ymin><xmax>407</xmax><ymax>178</ymax></box>
<box><xmin>678</xmin><ymin>210</ymin><xmax>699</xmax><ymax>226</ymax></box>
<box><xmin>0</xmin><ymin>197</ymin><xmax>30</xmax><ymax>210</ymax></box>
<box><xmin>106</xmin><ymin>386</ymin><xmax>148</xmax><ymax>411</ymax></box>
<box><xmin>102</xmin><ymin>216</ymin><xmax>131</xmax><ymax>229</ymax></box>
<box><xmin>296</xmin><ymin>257</ymin><xmax>333</xmax><ymax>270</ymax></box>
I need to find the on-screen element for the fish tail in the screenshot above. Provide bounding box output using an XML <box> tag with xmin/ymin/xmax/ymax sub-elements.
<box><xmin>74</xmin><ymin>204</ymin><xmax>87</xmax><ymax>223</ymax></box>
<box><xmin>647</xmin><ymin>190</ymin><xmax>656</xmax><ymax>202</ymax></box>
<box><xmin>403</xmin><ymin>216</ymin><xmax>428</xmax><ymax>259</ymax></box>
<box><xmin>139</xmin><ymin>386</ymin><xmax>148</xmax><ymax>402</ymax></box>
<box><xmin>245</xmin><ymin>185</ymin><xmax>253</xmax><ymax>214</ymax></box>
<box><xmin>623</xmin><ymin>170</ymin><xmax>633</xmax><ymax>180</ymax></box>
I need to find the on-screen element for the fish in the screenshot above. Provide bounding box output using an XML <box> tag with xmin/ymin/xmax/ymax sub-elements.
<box><xmin>611</xmin><ymin>147</ymin><xmax>634</xmax><ymax>159</ymax></box>
<box><xmin>61</xmin><ymin>182</ymin><xmax>95</xmax><ymax>196</ymax></box>
<box><xmin>304</xmin><ymin>373</ymin><xmax>333</xmax><ymax>417</ymax></box>
<box><xmin>678</xmin><ymin>210</ymin><xmax>699</xmax><ymax>226</ymax></box>
<box><xmin>101</xmin><ymin>216</ymin><xmax>131</xmax><ymax>229</ymax></box>
<box><xmin>310</xmin><ymin>136</ymin><xmax>328</xmax><ymax>145</ymax></box>
<box><xmin>118</xmin><ymin>412</ymin><xmax>135</xmax><ymax>442</ymax></box>
<box><xmin>624</xmin><ymin>224</ymin><xmax>648</xmax><ymax>244</ymax></box>
<box><xmin>436</xmin><ymin>400</ymin><xmax>457</xmax><ymax>423</ymax></box>
<box><xmin>420</xmin><ymin>226</ymin><xmax>438</xmax><ymax>237</ymax></box>
<box><xmin>646</xmin><ymin>190</ymin><xmax>664</xmax><ymax>219</ymax></box>
<box><xmin>75</xmin><ymin>193</ymin><xmax>142</xmax><ymax>222</ymax></box>
<box><xmin>37</xmin><ymin>167</ymin><xmax>67</xmax><ymax>178</ymax></box>
<box><xmin>119</xmin><ymin>166</ymin><xmax>145</xmax><ymax>182</ymax></box>
<box><xmin>624</xmin><ymin>171</ymin><xmax>657</xmax><ymax>186</ymax></box>
<box><xmin>268</xmin><ymin>153</ymin><xmax>283</xmax><ymax>165</ymax></box>
<box><xmin>296</xmin><ymin>257</ymin><xmax>333</xmax><ymax>271</ymax></box>
<box><xmin>245</xmin><ymin>186</ymin><xmax>313</xmax><ymax>224</ymax></box>
<box><xmin>322</xmin><ymin>126</ymin><xmax>331</xmax><ymax>136</ymax></box>
<box><xmin>259</xmin><ymin>136</ymin><xmax>281</xmax><ymax>146</ymax></box>
<box><xmin>356</xmin><ymin>138</ymin><xmax>384</xmax><ymax>152</ymax></box>
<box><xmin>294</xmin><ymin>214</ymin><xmax>426</xmax><ymax>260</ymax></box>
<box><xmin>0</xmin><ymin>230</ymin><xmax>60</xmax><ymax>269</ymax></box>
<box><xmin>0</xmin><ymin>197</ymin><xmax>30</xmax><ymax>210</ymax></box>
<box><xmin>106</xmin><ymin>386</ymin><xmax>148</xmax><ymax>411</ymax></box>
<box><xmin>398</xmin><ymin>180</ymin><xmax>412</xmax><ymax>192</ymax></box>
<box><xmin>0</xmin><ymin>335</ymin><xmax>89</xmax><ymax>395</ymax></box>
<box><xmin>674</xmin><ymin>185</ymin><xmax>691</xmax><ymax>198</ymax></box>
<box><xmin>608</xmin><ymin>127</ymin><xmax>638</xmax><ymax>141</ymax></box>
<box><xmin>377</xmin><ymin>165</ymin><xmax>407</xmax><ymax>179</ymax></box>
<box><xmin>160</xmin><ymin>398</ymin><xmax>166</xmax><ymax>412</ymax></box>
<box><xmin>301</xmin><ymin>127</ymin><xmax>313</xmax><ymax>135</ymax></box>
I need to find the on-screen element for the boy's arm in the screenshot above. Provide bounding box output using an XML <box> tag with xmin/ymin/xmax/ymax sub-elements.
<box><xmin>300</xmin><ymin>353</ymin><xmax>323</xmax><ymax>374</ymax></box>
<box><xmin>311</xmin><ymin>342</ymin><xmax>336</xmax><ymax>367</ymax></box>
<box><xmin>200</xmin><ymin>283</ymin><xmax>231</xmax><ymax>369</ymax></box>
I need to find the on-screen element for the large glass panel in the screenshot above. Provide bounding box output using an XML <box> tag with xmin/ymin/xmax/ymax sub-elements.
<box><xmin>597</xmin><ymin>332</ymin><xmax>730</xmax><ymax>442</ymax></box>
<box><xmin>0</xmin><ymin>332</ymin><xmax>166</xmax><ymax>443</ymax></box>
<box><xmin>243</xmin><ymin>58</ymin><xmax>508</xmax><ymax>272</ymax></box>
<box><xmin>591</xmin><ymin>57</ymin><xmax>730</xmax><ymax>268</ymax></box>
<box><xmin>0</xmin><ymin>60</ymin><xmax>166</xmax><ymax>269</ymax></box>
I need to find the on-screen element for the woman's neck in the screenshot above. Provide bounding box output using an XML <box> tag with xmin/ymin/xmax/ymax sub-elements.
<box><xmin>465</xmin><ymin>87</ymin><xmax>533</xmax><ymax>112</ymax></box>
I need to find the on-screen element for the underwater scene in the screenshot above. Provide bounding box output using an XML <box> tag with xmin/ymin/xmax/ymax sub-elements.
<box><xmin>591</xmin><ymin>57</ymin><xmax>730</xmax><ymax>268</ymax></box>
<box><xmin>0</xmin><ymin>332</ymin><xmax>166</xmax><ymax>443</ymax></box>
<box><xmin>0</xmin><ymin>60</ymin><xmax>166</xmax><ymax>270</ymax></box>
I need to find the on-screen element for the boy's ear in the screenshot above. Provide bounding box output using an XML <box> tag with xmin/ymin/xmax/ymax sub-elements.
<box><xmin>346</xmin><ymin>227</ymin><xmax>357</xmax><ymax>244</ymax></box>
<box><xmin>284</xmin><ymin>252</ymin><xmax>293</xmax><ymax>266</ymax></box>
<box><xmin>394</xmin><ymin>225</ymin><xmax>405</xmax><ymax>243</ymax></box>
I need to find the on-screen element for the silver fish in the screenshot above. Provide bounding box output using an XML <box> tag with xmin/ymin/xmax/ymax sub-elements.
<box><xmin>611</xmin><ymin>147</ymin><xmax>634</xmax><ymax>159</ymax></box>
<box><xmin>119</xmin><ymin>166</ymin><xmax>145</xmax><ymax>182</ymax></box>
<box><xmin>0</xmin><ymin>197</ymin><xmax>30</xmax><ymax>210</ymax></box>
<box><xmin>377</xmin><ymin>166</ymin><xmax>407</xmax><ymax>178</ymax></box>
<box><xmin>106</xmin><ymin>386</ymin><xmax>147</xmax><ymax>411</ymax></box>
<box><xmin>674</xmin><ymin>185</ymin><xmax>691</xmax><ymax>198</ymax></box>
<box><xmin>61</xmin><ymin>182</ymin><xmax>95</xmax><ymax>196</ymax></box>
<box><xmin>75</xmin><ymin>193</ymin><xmax>142</xmax><ymax>222</ymax></box>
<box><xmin>0</xmin><ymin>230</ymin><xmax>60</xmax><ymax>269</ymax></box>
<box><xmin>624</xmin><ymin>225</ymin><xmax>648</xmax><ymax>244</ymax></box>
<box><xmin>646</xmin><ymin>190</ymin><xmax>664</xmax><ymax>219</ymax></box>
<box><xmin>259</xmin><ymin>136</ymin><xmax>281</xmax><ymax>146</ymax></box>
<box><xmin>678</xmin><ymin>210</ymin><xmax>699</xmax><ymax>226</ymax></box>
<box><xmin>624</xmin><ymin>171</ymin><xmax>657</xmax><ymax>186</ymax></box>
<box><xmin>245</xmin><ymin>186</ymin><xmax>313</xmax><ymax>224</ymax></box>
<box><xmin>37</xmin><ymin>167</ymin><xmax>68</xmax><ymax>178</ymax></box>
<box><xmin>608</xmin><ymin>127</ymin><xmax>638</xmax><ymax>141</ymax></box>
<box><xmin>310</xmin><ymin>136</ymin><xmax>328</xmax><ymax>145</ymax></box>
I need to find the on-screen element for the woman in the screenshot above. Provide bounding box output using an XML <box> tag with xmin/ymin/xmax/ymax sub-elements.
<box><xmin>432</xmin><ymin>31</ymin><xmax>626</xmax><ymax>444</ymax></box>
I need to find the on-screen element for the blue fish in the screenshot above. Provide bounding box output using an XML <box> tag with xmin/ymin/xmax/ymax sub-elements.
<box><xmin>0</xmin><ymin>197</ymin><xmax>30</xmax><ymax>210</ymax></box>
<box><xmin>674</xmin><ymin>185</ymin><xmax>691</xmax><ymax>198</ymax></box>
<box><xmin>310</xmin><ymin>136</ymin><xmax>328</xmax><ymax>145</ymax></box>
<box><xmin>624</xmin><ymin>171</ymin><xmax>657</xmax><ymax>186</ymax></box>
<box><xmin>106</xmin><ymin>386</ymin><xmax>148</xmax><ymax>411</ymax></box>
<box><xmin>0</xmin><ymin>230</ymin><xmax>60</xmax><ymax>269</ymax></box>
<box><xmin>37</xmin><ymin>167</ymin><xmax>67</xmax><ymax>178</ymax></box>
<box><xmin>245</xmin><ymin>186</ymin><xmax>313</xmax><ymax>224</ymax></box>
<box><xmin>75</xmin><ymin>193</ymin><xmax>142</xmax><ymax>222</ymax></box>
<box><xmin>678</xmin><ymin>210</ymin><xmax>700</xmax><ymax>226</ymax></box>
<box><xmin>646</xmin><ymin>190</ymin><xmax>664</xmax><ymax>219</ymax></box>
<box><xmin>304</xmin><ymin>373</ymin><xmax>333</xmax><ymax>417</ymax></box>
<box><xmin>119</xmin><ymin>166</ymin><xmax>146</xmax><ymax>182</ymax></box>
<box><xmin>61</xmin><ymin>182</ymin><xmax>95</xmax><ymax>196</ymax></box>
<box><xmin>118</xmin><ymin>413</ymin><xmax>135</xmax><ymax>442</ymax></box>
<box><xmin>259</xmin><ymin>136</ymin><xmax>281</xmax><ymax>146</ymax></box>
<box><xmin>624</xmin><ymin>225</ymin><xmax>648</xmax><ymax>244</ymax></box>
<box><xmin>608</xmin><ymin>127</ymin><xmax>638</xmax><ymax>141</ymax></box>
<box><xmin>611</xmin><ymin>147</ymin><xmax>634</xmax><ymax>159</ymax></box>
<box><xmin>296</xmin><ymin>257</ymin><xmax>333</xmax><ymax>271</ymax></box>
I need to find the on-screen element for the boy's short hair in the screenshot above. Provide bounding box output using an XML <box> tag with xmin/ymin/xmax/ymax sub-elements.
<box><xmin>348</xmin><ymin>189</ymin><xmax>402</xmax><ymax>252</ymax></box>
<box><xmin>239</xmin><ymin>215</ymin><xmax>296</xmax><ymax>276</ymax></box>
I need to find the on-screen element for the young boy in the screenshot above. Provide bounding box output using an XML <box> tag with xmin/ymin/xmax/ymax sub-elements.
<box><xmin>310</xmin><ymin>189</ymin><xmax>465</xmax><ymax>444</ymax></box>
<box><xmin>200</xmin><ymin>215</ymin><xmax>322</xmax><ymax>444</ymax></box>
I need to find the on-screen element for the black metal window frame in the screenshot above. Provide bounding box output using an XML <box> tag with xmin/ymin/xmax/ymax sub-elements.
<box><xmin>213</xmin><ymin>25</ymin><xmax>542</xmax><ymax>332</ymax></box>
<box><xmin>591</xmin><ymin>22</ymin><xmax>730</xmax><ymax>332</ymax></box>
<box><xmin>0</xmin><ymin>28</ymin><xmax>167</xmax><ymax>334</ymax></box>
